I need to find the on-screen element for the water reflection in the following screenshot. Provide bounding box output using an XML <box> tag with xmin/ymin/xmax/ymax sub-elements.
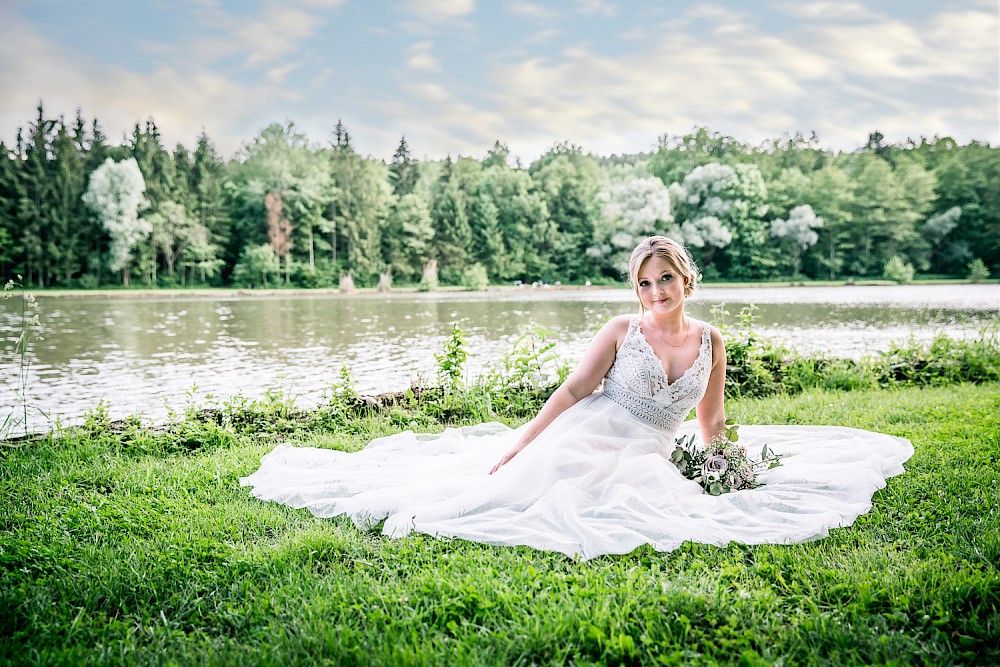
<box><xmin>1</xmin><ymin>284</ymin><xmax>997</xmax><ymax>429</ymax></box>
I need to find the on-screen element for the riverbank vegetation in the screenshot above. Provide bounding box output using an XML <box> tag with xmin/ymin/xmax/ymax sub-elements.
<box><xmin>1</xmin><ymin>105</ymin><xmax>997</xmax><ymax>291</ymax></box>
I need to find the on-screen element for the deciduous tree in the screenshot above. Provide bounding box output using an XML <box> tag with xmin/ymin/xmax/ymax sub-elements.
<box><xmin>81</xmin><ymin>157</ymin><xmax>150</xmax><ymax>286</ymax></box>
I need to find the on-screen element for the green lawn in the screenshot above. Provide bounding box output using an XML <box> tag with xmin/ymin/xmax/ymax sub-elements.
<box><xmin>1</xmin><ymin>384</ymin><xmax>998</xmax><ymax>665</ymax></box>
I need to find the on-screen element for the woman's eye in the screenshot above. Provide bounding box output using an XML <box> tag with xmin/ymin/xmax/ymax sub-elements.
<box><xmin>639</xmin><ymin>280</ymin><xmax>649</xmax><ymax>287</ymax></box>
<box><xmin>661</xmin><ymin>275</ymin><xmax>673</xmax><ymax>281</ymax></box>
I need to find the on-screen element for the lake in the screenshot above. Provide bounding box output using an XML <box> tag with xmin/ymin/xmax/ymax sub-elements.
<box><xmin>1</xmin><ymin>284</ymin><xmax>997</xmax><ymax>431</ymax></box>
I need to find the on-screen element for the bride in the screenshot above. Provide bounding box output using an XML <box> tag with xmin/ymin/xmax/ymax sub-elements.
<box><xmin>241</xmin><ymin>236</ymin><xmax>913</xmax><ymax>560</ymax></box>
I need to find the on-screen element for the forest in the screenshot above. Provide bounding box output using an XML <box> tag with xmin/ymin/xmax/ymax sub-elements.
<box><xmin>1</xmin><ymin>103</ymin><xmax>997</xmax><ymax>289</ymax></box>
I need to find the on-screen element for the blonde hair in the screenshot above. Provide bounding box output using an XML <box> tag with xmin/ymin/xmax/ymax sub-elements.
<box><xmin>628</xmin><ymin>236</ymin><xmax>700</xmax><ymax>314</ymax></box>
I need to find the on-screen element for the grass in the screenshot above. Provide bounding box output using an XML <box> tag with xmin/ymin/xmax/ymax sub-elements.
<box><xmin>1</xmin><ymin>382</ymin><xmax>998</xmax><ymax>665</ymax></box>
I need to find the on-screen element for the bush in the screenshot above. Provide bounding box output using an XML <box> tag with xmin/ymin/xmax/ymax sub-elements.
<box><xmin>968</xmin><ymin>258</ymin><xmax>990</xmax><ymax>283</ymax></box>
<box><xmin>883</xmin><ymin>255</ymin><xmax>915</xmax><ymax>284</ymax></box>
<box><xmin>712</xmin><ymin>305</ymin><xmax>784</xmax><ymax>398</ymax></box>
<box><xmin>713</xmin><ymin>304</ymin><xmax>1000</xmax><ymax>397</ymax></box>
<box><xmin>460</xmin><ymin>263</ymin><xmax>489</xmax><ymax>291</ymax></box>
<box><xmin>293</xmin><ymin>259</ymin><xmax>340</xmax><ymax>288</ymax></box>
<box><xmin>76</xmin><ymin>273</ymin><xmax>100</xmax><ymax>290</ymax></box>
<box><xmin>873</xmin><ymin>329</ymin><xmax>1000</xmax><ymax>387</ymax></box>
<box><xmin>232</xmin><ymin>244</ymin><xmax>280</xmax><ymax>288</ymax></box>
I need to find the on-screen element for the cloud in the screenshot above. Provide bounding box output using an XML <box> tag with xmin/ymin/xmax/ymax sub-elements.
<box><xmin>402</xmin><ymin>0</ymin><xmax>476</xmax><ymax>22</ymax></box>
<box><xmin>487</xmin><ymin>4</ymin><xmax>996</xmax><ymax>156</ymax></box>
<box><xmin>352</xmin><ymin>1</ymin><xmax>997</xmax><ymax>160</ymax></box>
<box><xmin>578</xmin><ymin>0</ymin><xmax>616</xmax><ymax>16</ymax></box>
<box><xmin>806</xmin><ymin>8</ymin><xmax>998</xmax><ymax>80</ymax></box>
<box><xmin>266</xmin><ymin>62</ymin><xmax>304</xmax><ymax>84</ymax></box>
<box><xmin>524</xmin><ymin>29</ymin><xmax>560</xmax><ymax>45</ymax></box>
<box><xmin>407</xmin><ymin>41</ymin><xmax>441</xmax><ymax>72</ymax></box>
<box><xmin>229</xmin><ymin>5</ymin><xmax>323</xmax><ymax>68</ymax></box>
<box><xmin>485</xmin><ymin>33</ymin><xmax>826</xmax><ymax>154</ymax></box>
<box><xmin>182</xmin><ymin>1</ymin><xmax>341</xmax><ymax>70</ymax></box>
<box><xmin>0</xmin><ymin>13</ymin><xmax>268</xmax><ymax>158</ymax></box>
<box><xmin>509</xmin><ymin>2</ymin><xmax>556</xmax><ymax>19</ymax></box>
<box><xmin>299</xmin><ymin>0</ymin><xmax>347</xmax><ymax>7</ymax></box>
<box><xmin>360</xmin><ymin>78</ymin><xmax>510</xmax><ymax>159</ymax></box>
<box><xmin>3</xmin><ymin>0</ymin><xmax>995</xmax><ymax>164</ymax></box>
<box><xmin>775</xmin><ymin>1</ymin><xmax>880</xmax><ymax>20</ymax></box>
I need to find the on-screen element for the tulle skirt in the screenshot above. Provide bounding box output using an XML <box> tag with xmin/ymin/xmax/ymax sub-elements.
<box><xmin>240</xmin><ymin>394</ymin><xmax>914</xmax><ymax>560</ymax></box>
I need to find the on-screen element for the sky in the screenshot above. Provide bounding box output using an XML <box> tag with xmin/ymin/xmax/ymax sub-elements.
<box><xmin>1</xmin><ymin>0</ymin><xmax>997</xmax><ymax>164</ymax></box>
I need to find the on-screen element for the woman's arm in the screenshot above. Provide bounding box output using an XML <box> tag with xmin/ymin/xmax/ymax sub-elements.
<box><xmin>489</xmin><ymin>316</ymin><xmax>628</xmax><ymax>474</ymax></box>
<box><xmin>696</xmin><ymin>325</ymin><xmax>728</xmax><ymax>445</ymax></box>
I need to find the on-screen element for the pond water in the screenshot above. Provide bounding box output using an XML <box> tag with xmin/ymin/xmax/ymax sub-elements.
<box><xmin>1</xmin><ymin>284</ymin><xmax>997</xmax><ymax>431</ymax></box>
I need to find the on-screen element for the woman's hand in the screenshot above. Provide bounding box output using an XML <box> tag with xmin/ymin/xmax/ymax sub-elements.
<box><xmin>490</xmin><ymin>443</ymin><xmax>526</xmax><ymax>474</ymax></box>
<box><xmin>488</xmin><ymin>316</ymin><xmax>626</xmax><ymax>476</ymax></box>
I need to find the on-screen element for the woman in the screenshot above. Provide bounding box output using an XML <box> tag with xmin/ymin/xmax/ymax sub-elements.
<box><xmin>241</xmin><ymin>236</ymin><xmax>913</xmax><ymax>560</ymax></box>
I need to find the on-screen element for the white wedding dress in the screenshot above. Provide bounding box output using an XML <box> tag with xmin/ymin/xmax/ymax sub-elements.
<box><xmin>241</xmin><ymin>316</ymin><xmax>913</xmax><ymax>560</ymax></box>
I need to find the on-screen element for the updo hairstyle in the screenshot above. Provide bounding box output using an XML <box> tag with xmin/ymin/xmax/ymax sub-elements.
<box><xmin>627</xmin><ymin>236</ymin><xmax>701</xmax><ymax>312</ymax></box>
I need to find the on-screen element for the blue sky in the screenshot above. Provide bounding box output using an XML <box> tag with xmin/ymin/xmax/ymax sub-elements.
<box><xmin>1</xmin><ymin>0</ymin><xmax>996</xmax><ymax>163</ymax></box>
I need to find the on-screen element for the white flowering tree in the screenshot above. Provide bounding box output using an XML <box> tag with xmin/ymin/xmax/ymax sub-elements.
<box><xmin>679</xmin><ymin>215</ymin><xmax>733</xmax><ymax>250</ymax></box>
<box><xmin>589</xmin><ymin>177</ymin><xmax>673</xmax><ymax>275</ymax></box>
<box><xmin>670</xmin><ymin>162</ymin><xmax>769</xmax><ymax>278</ymax></box>
<box><xmin>668</xmin><ymin>163</ymin><xmax>738</xmax><ymax>269</ymax></box>
<box><xmin>919</xmin><ymin>206</ymin><xmax>962</xmax><ymax>271</ymax></box>
<box><xmin>770</xmin><ymin>204</ymin><xmax>824</xmax><ymax>277</ymax></box>
<box><xmin>82</xmin><ymin>157</ymin><xmax>150</xmax><ymax>286</ymax></box>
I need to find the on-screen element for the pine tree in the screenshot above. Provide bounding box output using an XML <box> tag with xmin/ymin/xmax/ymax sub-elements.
<box><xmin>0</xmin><ymin>141</ymin><xmax>19</xmax><ymax>274</ymax></box>
<box><xmin>49</xmin><ymin>116</ymin><xmax>88</xmax><ymax>284</ymax></box>
<box><xmin>389</xmin><ymin>136</ymin><xmax>418</xmax><ymax>197</ymax></box>
<box><xmin>17</xmin><ymin>103</ymin><xmax>57</xmax><ymax>286</ymax></box>
<box><xmin>431</xmin><ymin>158</ymin><xmax>473</xmax><ymax>277</ymax></box>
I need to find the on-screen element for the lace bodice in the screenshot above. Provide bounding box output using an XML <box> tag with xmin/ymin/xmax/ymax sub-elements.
<box><xmin>602</xmin><ymin>315</ymin><xmax>713</xmax><ymax>432</ymax></box>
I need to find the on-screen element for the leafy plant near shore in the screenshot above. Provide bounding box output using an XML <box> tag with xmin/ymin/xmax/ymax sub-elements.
<box><xmin>434</xmin><ymin>323</ymin><xmax>468</xmax><ymax>393</ymax></box>
<box><xmin>115</xmin><ymin>318</ymin><xmax>999</xmax><ymax>443</ymax></box>
<box><xmin>714</xmin><ymin>304</ymin><xmax>1000</xmax><ymax>399</ymax></box>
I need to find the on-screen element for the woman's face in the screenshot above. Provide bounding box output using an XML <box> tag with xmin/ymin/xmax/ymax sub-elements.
<box><xmin>636</xmin><ymin>255</ymin><xmax>687</xmax><ymax>315</ymax></box>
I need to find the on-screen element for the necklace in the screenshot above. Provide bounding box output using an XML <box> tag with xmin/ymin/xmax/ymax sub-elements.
<box><xmin>647</xmin><ymin>319</ymin><xmax>691</xmax><ymax>348</ymax></box>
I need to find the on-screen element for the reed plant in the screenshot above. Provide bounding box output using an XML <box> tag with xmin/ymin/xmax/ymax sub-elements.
<box><xmin>1</xmin><ymin>276</ymin><xmax>45</xmax><ymax>440</ymax></box>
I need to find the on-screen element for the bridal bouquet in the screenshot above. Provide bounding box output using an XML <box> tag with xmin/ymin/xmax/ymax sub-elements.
<box><xmin>670</xmin><ymin>421</ymin><xmax>783</xmax><ymax>495</ymax></box>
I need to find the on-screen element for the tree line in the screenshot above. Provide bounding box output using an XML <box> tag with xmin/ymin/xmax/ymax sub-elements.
<box><xmin>1</xmin><ymin>104</ymin><xmax>996</xmax><ymax>289</ymax></box>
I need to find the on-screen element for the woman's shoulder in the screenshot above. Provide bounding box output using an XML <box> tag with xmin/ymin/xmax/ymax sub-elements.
<box><xmin>607</xmin><ymin>313</ymin><xmax>634</xmax><ymax>327</ymax></box>
<box><xmin>688</xmin><ymin>318</ymin><xmax>724</xmax><ymax>347</ymax></box>
<box><xmin>696</xmin><ymin>320</ymin><xmax>726</xmax><ymax>355</ymax></box>
<box><xmin>600</xmin><ymin>315</ymin><xmax>634</xmax><ymax>348</ymax></box>
<box><xmin>605</xmin><ymin>314</ymin><xmax>638</xmax><ymax>334</ymax></box>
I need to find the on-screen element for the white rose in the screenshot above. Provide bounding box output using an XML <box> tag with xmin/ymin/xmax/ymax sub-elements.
<box><xmin>703</xmin><ymin>455</ymin><xmax>728</xmax><ymax>483</ymax></box>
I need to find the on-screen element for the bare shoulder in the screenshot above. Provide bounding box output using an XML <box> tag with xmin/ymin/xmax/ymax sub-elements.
<box><xmin>605</xmin><ymin>314</ymin><xmax>632</xmax><ymax>332</ymax></box>
<box><xmin>588</xmin><ymin>314</ymin><xmax>631</xmax><ymax>353</ymax></box>
<box><xmin>695</xmin><ymin>320</ymin><xmax>726</xmax><ymax>354</ymax></box>
<box><xmin>706</xmin><ymin>323</ymin><xmax>726</xmax><ymax>361</ymax></box>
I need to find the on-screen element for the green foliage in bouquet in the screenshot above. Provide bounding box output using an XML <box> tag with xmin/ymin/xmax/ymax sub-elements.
<box><xmin>670</xmin><ymin>419</ymin><xmax>784</xmax><ymax>495</ymax></box>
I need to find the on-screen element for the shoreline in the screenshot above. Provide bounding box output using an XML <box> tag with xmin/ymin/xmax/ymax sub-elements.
<box><xmin>25</xmin><ymin>277</ymin><xmax>990</xmax><ymax>299</ymax></box>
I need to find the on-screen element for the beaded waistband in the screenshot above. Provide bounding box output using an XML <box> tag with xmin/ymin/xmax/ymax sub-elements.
<box><xmin>601</xmin><ymin>377</ymin><xmax>674</xmax><ymax>431</ymax></box>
